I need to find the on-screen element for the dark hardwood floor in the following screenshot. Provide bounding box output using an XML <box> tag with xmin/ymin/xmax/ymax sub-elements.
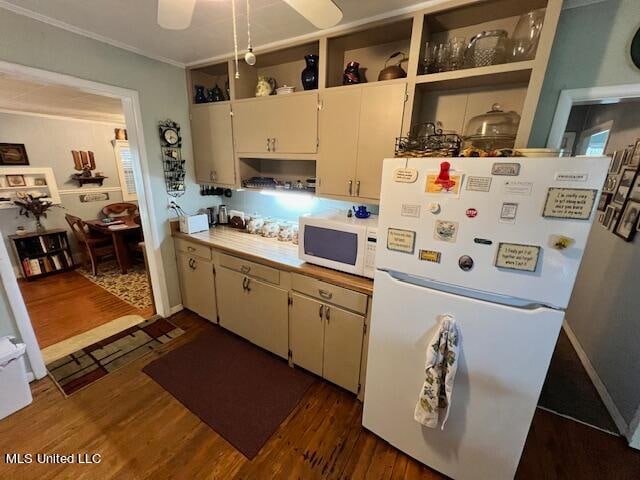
<box><xmin>19</xmin><ymin>270</ymin><xmax>154</xmax><ymax>348</ymax></box>
<box><xmin>0</xmin><ymin>311</ymin><xmax>639</xmax><ymax>479</ymax></box>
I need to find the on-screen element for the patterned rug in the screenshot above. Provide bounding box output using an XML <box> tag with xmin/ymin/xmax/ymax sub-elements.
<box><xmin>47</xmin><ymin>317</ymin><xmax>184</xmax><ymax>396</ymax></box>
<box><xmin>78</xmin><ymin>260</ymin><xmax>153</xmax><ymax>309</ymax></box>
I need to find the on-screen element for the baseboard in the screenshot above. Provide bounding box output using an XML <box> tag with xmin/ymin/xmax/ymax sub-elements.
<box><xmin>628</xmin><ymin>406</ymin><xmax>640</xmax><ymax>450</ymax></box>
<box><xmin>562</xmin><ymin>321</ymin><xmax>630</xmax><ymax>440</ymax></box>
<box><xmin>169</xmin><ymin>304</ymin><xmax>184</xmax><ymax>315</ymax></box>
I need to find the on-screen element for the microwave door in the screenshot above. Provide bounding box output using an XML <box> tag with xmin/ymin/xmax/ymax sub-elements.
<box><xmin>299</xmin><ymin>224</ymin><xmax>365</xmax><ymax>276</ymax></box>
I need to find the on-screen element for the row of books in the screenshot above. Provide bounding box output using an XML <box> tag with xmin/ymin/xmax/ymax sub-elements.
<box><xmin>22</xmin><ymin>250</ymin><xmax>73</xmax><ymax>277</ymax></box>
<box><xmin>16</xmin><ymin>234</ymin><xmax>69</xmax><ymax>257</ymax></box>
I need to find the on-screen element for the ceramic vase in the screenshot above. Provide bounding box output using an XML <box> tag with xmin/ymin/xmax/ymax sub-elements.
<box><xmin>194</xmin><ymin>85</ymin><xmax>207</xmax><ymax>104</ymax></box>
<box><xmin>301</xmin><ymin>54</ymin><xmax>319</xmax><ymax>90</ymax></box>
<box><xmin>342</xmin><ymin>61</ymin><xmax>361</xmax><ymax>85</ymax></box>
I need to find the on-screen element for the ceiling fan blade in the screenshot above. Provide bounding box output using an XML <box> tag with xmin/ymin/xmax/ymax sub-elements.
<box><xmin>282</xmin><ymin>0</ymin><xmax>343</xmax><ymax>29</ymax></box>
<box><xmin>157</xmin><ymin>0</ymin><xmax>197</xmax><ymax>30</ymax></box>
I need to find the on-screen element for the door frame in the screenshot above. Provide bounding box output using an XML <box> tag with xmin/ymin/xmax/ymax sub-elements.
<box><xmin>547</xmin><ymin>83</ymin><xmax>640</xmax><ymax>450</ymax></box>
<box><xmin>0</xmin><ymin>60</ymin><xmax>172</xmax><ymax>380</ymax></box>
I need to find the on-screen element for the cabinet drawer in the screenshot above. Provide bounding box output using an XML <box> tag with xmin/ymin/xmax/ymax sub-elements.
<box><xmin>219</xmin><ymin>253</ymin><xmax>280</xmax><ymax>285</ymax></box>
<box><xmin>292</xmin><ymin>273</ymin><xmax>367</xmax><ymax>315</ymax></box>
<box><xmin>174</xmin><ymin>238</ymin><xmax>212</xmax><ymax>260</ymax></box>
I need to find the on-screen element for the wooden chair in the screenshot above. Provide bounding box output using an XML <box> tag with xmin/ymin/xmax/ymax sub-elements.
<box><xmin>65</xmin><ymin>213</ymin><xmax>115</xmax><ymax>276</ymax></box>
<box><xmin>101</xmin><ymin>202</ymin><xmax>138</xmax><ymax>219</ymax></box>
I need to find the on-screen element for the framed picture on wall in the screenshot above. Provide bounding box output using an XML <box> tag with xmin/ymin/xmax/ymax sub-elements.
<box><xmin>608</xmin><ymin>150</ymin><xmax>623</xmax><ymax>173</ymax></box>
<box><xmin>629</xmin><ymin>139</ymin><xmax>640</xmax><ymax>168</ymax></box>
<box><xmin>612</xmin><ymin>168</ymin><xmax>637</xmax><ymax>206</ymax></box>
<box><xmin>6</xmin><ymin>174</ymin><xmax>26</xmax><ymax>187</ymax></box>
<box><xmin>603</xmin><ymin>173</ymin><xmax>620</xmax><ymax>193</ymax></box>
<box><xmin>602</xmin><ymin>205</ymin><xmax>616</xmax><ymax>228</ymax></box>
<box><xmin>614</xmin><ymin>199</ymin><xmax>640</xmax><ymax>241</ymax></box>
<box><xmin>0</xmin><ymin>143</ymin><xmax>29</xmax><ymax>166</ymax></box>
<box><xmin>597</xmin><ymin>192</ymin><xmax>613</xmax><ymax>212</ymax></box>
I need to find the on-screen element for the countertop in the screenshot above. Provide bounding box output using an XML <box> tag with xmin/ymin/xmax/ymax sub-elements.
<box><xmin>172</xmin><ymin>225</ymin><xmax>374</xmax><ymax>296</ymax></box>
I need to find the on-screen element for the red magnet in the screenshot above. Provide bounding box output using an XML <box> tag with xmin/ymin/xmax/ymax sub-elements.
<box><xmin>435</xmin><ymin>161</ymin><xmax>456</xmax><ymax>191</ymax></box>
<box><xmin>466</xmin><ymin>208</ymin><xmax>478</xmax><ymax>218</ymax></box>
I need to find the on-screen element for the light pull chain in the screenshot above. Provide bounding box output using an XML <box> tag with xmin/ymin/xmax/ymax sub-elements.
<box><xmin>231</xmin><ymin>0</ymin><xmax>240</xmax><ymax>78</ymax></box>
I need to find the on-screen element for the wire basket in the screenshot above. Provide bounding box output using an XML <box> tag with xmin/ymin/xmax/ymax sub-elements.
<box><xmin>395</xmin><ymin>122</ymin><xmax>461</xmax><ymax>157</ymax></box>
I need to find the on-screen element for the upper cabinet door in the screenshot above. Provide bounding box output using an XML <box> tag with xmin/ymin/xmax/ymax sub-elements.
<box><xmin>317</xmin><ymin>87</ymin><xmax>361</xmax><ymax>197</ymax></box>
<box><xmin>192</xmin><ymin>103</ymin><xmax>236</xmax><ymax>186</ymax></box>
<box><xmin>355</xmin><ymin>83</ymin><xmax>407</xmax><ymax>200</ymax></box>
<box><xmin>232</xmin><ymin>99</ymin><xmax>272</xmax><ymax>153</ymax></box>
<box><xmin>269</xmin><ymin>93</ymin><xmax>319</xmax><ymax>154</ymax></box>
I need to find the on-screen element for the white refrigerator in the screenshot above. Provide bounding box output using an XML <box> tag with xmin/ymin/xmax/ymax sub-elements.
<box><xmin>362</xmin><ymin>156</ymin><xmax>609</xmax><ymax>480</ymax></box>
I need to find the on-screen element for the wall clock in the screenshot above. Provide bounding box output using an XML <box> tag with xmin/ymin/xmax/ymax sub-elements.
<box><xmin>158</xmin><ymin>119</ymin><xmax>186</xmax><ymax>197</ymax></box>
<box><xmin>632</xmin><ymin>26</ymin><xmax>640</xmax><ymax>70</ymax></box>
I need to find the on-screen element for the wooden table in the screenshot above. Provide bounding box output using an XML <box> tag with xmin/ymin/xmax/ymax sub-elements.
<box><xmin>85</xmin><ymin>218</ymin><xmax>141</xmax><ymax>274</ymax></box>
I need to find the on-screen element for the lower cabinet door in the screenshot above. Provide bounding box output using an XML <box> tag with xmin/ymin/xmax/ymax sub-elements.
<box><xmin>322</xmin><ymin>305</ymin><xmax>365</xmax><ymax>393</ymax></box>
<box><xmin>289</xmin><ymin>293</ymin><xmax>325</xmax><ymax>376</ymax></box>
<box><xmin>215</xmin><ymin>266</ymin><xmax>251</xmax><ymax>338</ymax></box>
<box><xmin>244</xmin><ymin>277</ymin><xmax>289</xmax><ymax>359</ymax></box>
<box><xmin>177</xmin><ymin>252</ymin><xmax>216</xmax><ymax>322</ymax></box>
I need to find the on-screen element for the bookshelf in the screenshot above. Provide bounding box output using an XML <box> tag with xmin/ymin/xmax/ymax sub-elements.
<box><xmin>9</xmin><ymin>229</ymin><xmax>76</xmax><ymax>280</ymax></box>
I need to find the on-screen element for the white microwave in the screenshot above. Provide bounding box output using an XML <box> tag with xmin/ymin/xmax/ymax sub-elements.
<box><xmin>298</xmin><ymin>213</ymin><xmax>378</xmax><ymax>279</ymax></box>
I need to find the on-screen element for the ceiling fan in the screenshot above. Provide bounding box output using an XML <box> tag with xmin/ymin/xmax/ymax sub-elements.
<box><xmin>157</xmin><ymin>0</ymin><xmax>343</xmax><ymax>30</ymax></box>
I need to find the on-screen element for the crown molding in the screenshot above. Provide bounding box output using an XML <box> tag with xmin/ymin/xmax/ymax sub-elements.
<box><xmin>0</xmin><ymin>0</ymin><xmax>186</xmax><ymax>68</ymax></box>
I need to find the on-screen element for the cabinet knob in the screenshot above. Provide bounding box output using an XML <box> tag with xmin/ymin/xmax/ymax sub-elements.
<box><xmin>319</xmin><ymin>304</ymin><xmax>324</xmax><ymax>319</ymax></box>
<box><xmin>355</xmin><ymin>180</ymin><xmax>361</xmax><ymax>196</ymax></box>
<box><xmin>240</xmin><ymin>265</ymin><xmax>251</xmax><ymax>274</ymax></box>
<box><xmin>325</xmin><ymin>306</ymin><xmax>331</xmax><ymax>323</ymax></box>
<box><xmin>271</xmin><ymin>138</ymin><xmax>276</xmax><ymax>152</ymax></box>
<box><xmin>348</xmin><ymin>180</ymin><xmax>353</xmax><ymax>196</ymax></box>
<box><xmin>266</xmin><ymin>138</ymin><xmax>271</xmax><ymax>152</ymax></box>
<box><xmin>319</xmin><ymin>289</ymin><xmax>333</xmax><ymax>300</ymax></box>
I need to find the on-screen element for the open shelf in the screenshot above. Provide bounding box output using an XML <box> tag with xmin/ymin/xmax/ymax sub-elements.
<box><xmin>416</xmin><ymin>60</ymin><xmax>533</xmax><ymax>90</ymax></box>
<box><xmin>326</xmin><ymin>19</ymin><xmax>413</xmax><ymax>88</ymax></box>
<box><xmin>238</xmin><ymin>158</ymin><xmax>316</xmax><ymax>190</ymax></box>
<box><xmin>418</xmin><ymin>0</ymin><xmax>547</xmax><ymax>75</ymax></box>
<box><xmin>233</xmin><ymin>41</ymin><xmax>319</xmax><ymax>100</ymax></box>
<box><xmin>189</xmin><ymin>61</ymin><xmax>230</xmax><ymax>105</ymax></box>
<box><xmin>411</xmin><ymin>80</ymin><xmax>529</xmax><ymax>139</ymax></box>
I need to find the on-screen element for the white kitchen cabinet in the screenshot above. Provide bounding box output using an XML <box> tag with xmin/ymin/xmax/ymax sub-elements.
<box><xmin>176</xmin><ymin>251</ymin><xmax>217</xmax><ymax>322</ymax></box>
<box><xmin>216</xmin><ymin>266</ymin><xmax>289</xmax><ymax>359</ymax></box>
<box><xmin>289</xmin><ymin>293</ymin><xmax>325</xmax><ymax>376</ymax></box>
<box><xmin>317</xmin><ymin>83</ymin><xmax>406</xmax><ymax>200</ymax></box>
<box><xmin>289</xmin><ymin>292</ymin><xmax>365</xmax><ymax>393</ymax></box>
<box><xmin>322</xmin><ymin>304</ymin><xmax>365</xmax><ymax>393</ymax></box>
<box><xmin>233</xmin><ymin>93</ymin><xmax>318</xmax><ymax>155</ymax></box>
<box><xmin>191</xmin><ymin>103</ymin><xmax>236</xmax><ymax>186</ymax></box>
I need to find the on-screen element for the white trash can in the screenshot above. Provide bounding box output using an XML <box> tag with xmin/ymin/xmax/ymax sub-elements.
<box><xmin>0</xmin><ymin>336</ymin><xmax>33</xmax><ymax>420</ymax></box>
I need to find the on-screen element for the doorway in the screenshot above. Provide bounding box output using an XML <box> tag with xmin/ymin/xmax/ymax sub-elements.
<box><xmin>0</xmin><ymin>61</ymin><xmax>171</xmax><ymax>384</ymax></box>
<box><xmin>546</xmin><ymin>83</ymin><xmax>640</xmax><ymax>449</ymax></box>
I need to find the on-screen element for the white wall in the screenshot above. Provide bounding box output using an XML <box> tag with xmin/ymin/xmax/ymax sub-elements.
<box><xmin>0</xmin><ymin>10</ymin><xmax>218</xmax><ymax>342</ymax></box>
<box><xmin>565</xmin><ymin>101</ymin><xmax>640</xmax><ymax>425</ymax></box>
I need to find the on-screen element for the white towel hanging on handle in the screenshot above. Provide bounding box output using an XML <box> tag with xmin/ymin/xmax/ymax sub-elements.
<box><xmin>414</xmin><ymin>314</ymin><xmax>460</xmax><ymax>429</ymax></box>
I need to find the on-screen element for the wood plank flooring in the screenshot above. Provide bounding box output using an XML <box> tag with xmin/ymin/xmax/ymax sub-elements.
<box><xmin>19</xmin><ymin>270</ymin><xmax>154</xmax><ymax>348</ymax></box>
<box><xmin>1</xmin><ymin>311</ymin><xmax>639</xmax><ymax>479</ymax></box>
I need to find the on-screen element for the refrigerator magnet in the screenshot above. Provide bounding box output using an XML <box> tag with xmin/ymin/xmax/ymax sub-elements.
<box><xmin>491</xmin><ymin>162</ymin><xmax>521</xmax><ymax>176</ymax></box>
<box><xmin>387</xmin><ymin>228</ymin><xmax>416</xmax><ymax>254</ymax></box>
<box><xmin>433</xmin><ymin>220</ymin><xmax>459</xmax><ymax>243</ymax></box>
<box><xmin>419</xmin><ymin>249</ymin><xmax>441</xmax><ymax>263</ymax></box>
<box><xmin>465</xmin><ymin>176</ymin><xmax>492</xmax><ymax>192</ymax></box>
<box><xmin>502</xmin><ymin>181</ymin><xmax>533</xmax><ymax>196</ymax></box>
<box><xmin>425</xmin><ymin>162</ymin><xmax>463</xmax><ymax>197</ymax></box>
<box><xmin>393</xmin><ymin>167</ymin><xmax>418</xmax><ymax>183</ymax></box>
<box><xmin>499</xmin><ymin>202</ymin><xmax>518</xmax><ymax>223</ymax></box>
<box><xmin>542</xmin><ymin>188</ymin><xmax>597</xmax><ymax>220</ymax></box>
<box><xmin>495</xmin><ymin>243</ymin><xmax>541</xmax><ymax>272</ymax></box>
<box><xmin>400</xmin><ymin>204</ymin><xmax>421</xmax><ymax>218</ymax></box>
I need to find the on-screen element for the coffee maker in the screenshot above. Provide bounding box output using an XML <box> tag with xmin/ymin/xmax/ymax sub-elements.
<box><xmin>206</xmin><ymin>206</ymin><xmax>218</xmax><ymax>226</ymax></box>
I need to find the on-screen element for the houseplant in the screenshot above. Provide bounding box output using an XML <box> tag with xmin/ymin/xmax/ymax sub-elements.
<box><xmin>14</xmin><ymin>193</ymin><xmax>58</xmax><ymax>232</ymax></box>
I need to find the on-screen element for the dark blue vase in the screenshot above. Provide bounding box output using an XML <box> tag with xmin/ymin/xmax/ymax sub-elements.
<box><xmin>194</xmin><ymin>85</ymin><xmax>207</xmax><ymax>104</ymax></box>
<box><xmin>301</xmin><ymin>54</ymin><xmax>319</xmax><ymax>90</ymax></box>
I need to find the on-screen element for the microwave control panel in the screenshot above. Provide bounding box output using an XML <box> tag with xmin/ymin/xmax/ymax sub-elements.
<box><xmin>364</xmin><ymin>228</ymin><xmax>378</xmax><ymax>277</ymax></box>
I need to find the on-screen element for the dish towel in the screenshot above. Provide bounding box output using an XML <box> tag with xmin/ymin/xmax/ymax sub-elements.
<box><xmin>414</xmin><ymin>315</ymin><xmax>460</xmax><ymax>430</ymax></box>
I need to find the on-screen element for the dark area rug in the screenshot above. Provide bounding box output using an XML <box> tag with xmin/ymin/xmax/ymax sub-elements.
<box><xmin>48</xmin><ymin>317</ymin><xmax>184</xmax><ymax>396</ymax></box>
<box><xmin>538</xmin><ymin>328</ymin><xmax>619</xmax><ymax>434</ymax></box>
<box><xmin>143</xmin><ymin>325</ymin><xmax>315</xmax><ymax>459</ymax></box>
